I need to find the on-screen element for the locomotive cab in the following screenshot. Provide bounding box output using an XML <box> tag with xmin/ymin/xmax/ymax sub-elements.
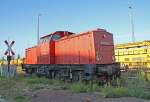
<box><xmin>40</xmin><ymin>31</ymin><xmax>74</xmax><ymax>43</ymax></box>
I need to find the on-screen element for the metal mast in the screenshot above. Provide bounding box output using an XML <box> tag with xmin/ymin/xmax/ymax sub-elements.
<box><xmin>37</xmin><ymin>13</ymin><xmax>42</xmax><ymax>44</ymax></box>
<box><xmin>129</xmin><ymin>6</ymin><xmax>135</xmax><ymax>42</ymax></box>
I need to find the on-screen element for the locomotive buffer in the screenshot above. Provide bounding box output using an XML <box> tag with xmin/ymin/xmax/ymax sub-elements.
<box><xmin>4</xmin><ymin>40</ymin><xmax>15</xmax><ymax>72</ymax></box>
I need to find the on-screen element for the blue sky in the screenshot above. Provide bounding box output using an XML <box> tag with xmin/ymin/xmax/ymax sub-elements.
<box><xmin>0</xmin><ymin>0</ymin><xmax>150</xmax><ymax>58</ymax></box>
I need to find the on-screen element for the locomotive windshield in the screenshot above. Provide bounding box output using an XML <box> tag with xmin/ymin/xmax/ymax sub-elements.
<box><xmin>51</xmin><ymin>34</ymin><xmax>61</xmax><ymax>41</ymax></box>
<box><xmin>39</xmin><ymin>35</ymin><xmax>52</xmax><ymax>43</ymax></box>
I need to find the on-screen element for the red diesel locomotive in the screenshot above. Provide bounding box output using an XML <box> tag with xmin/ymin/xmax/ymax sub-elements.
<box><xmin>23</xmin><ymin>28</ymin><xmax>120</xmax><ymax>82</ymax></box>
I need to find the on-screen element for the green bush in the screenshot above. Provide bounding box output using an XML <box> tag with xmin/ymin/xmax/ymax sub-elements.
<box><xmin>101</xmin><ymin>69</ymin><xmax>150</xmax><ymax>99</ymax></box>
<box><xmin>102</xmin><ymin>85</ymin><xmax>150</xmax><ymax>99</ymax></box>
<box><xmin>126</xmin><ymin>79</ymin><xmax>150</xmax><ymax>99</ymax></box>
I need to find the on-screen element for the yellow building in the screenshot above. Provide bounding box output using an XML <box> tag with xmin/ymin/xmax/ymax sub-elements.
<box><xmin>115</xmin><ymin>40</ymin><xmax>150</xmax><ymax>69</ymax></box>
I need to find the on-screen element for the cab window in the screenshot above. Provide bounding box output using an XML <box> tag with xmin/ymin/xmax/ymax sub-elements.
<box><xmin>51</xmin><ymin>34</ymin><xmax>61</xmax><ymax>41</ymax></box>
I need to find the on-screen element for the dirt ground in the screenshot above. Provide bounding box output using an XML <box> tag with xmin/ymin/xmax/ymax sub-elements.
<box><xmin>32</xmin><ymin>89</ymin><xmax>149</xmax><ymax>102</ymax></box>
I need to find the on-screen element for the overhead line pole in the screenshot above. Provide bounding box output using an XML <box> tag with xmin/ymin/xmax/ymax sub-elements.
<box><xmin>129</xmin><ymin>6</ymin><xmax>135</xmax><ymax>43</ymax></box>
<box><xmin>37</xmin><ymin>13</ymin><xmax>42</xmax><ymax>44</ymax></box>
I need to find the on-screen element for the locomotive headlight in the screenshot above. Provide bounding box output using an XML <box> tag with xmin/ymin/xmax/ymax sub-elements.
<box><xmin>96</xmin><ymin>51</ymin><xmax>101</xmax><ymax>61</ymax></box>
<box><xmin>103</xmin><ymin>34</ymin><xmax>107</xmax><ymax>38</ymax></box>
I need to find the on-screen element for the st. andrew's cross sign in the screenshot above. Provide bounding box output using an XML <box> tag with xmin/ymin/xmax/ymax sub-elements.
<box><xmin>4</xmin><ymin>40</ymin><xmax>15</xmax><ymax>72</ymax></box>
<box><xmin>4</xmin><ymin>40</ymin><xmax>15</xmax><ymax>56</ymax></box>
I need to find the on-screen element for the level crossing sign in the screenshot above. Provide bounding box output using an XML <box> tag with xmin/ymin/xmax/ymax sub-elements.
<box><xmin>4</xmin><ymin>40</ymin><xmax>15</xmax><ymax>72</ymax></box>
<box><xmin>4</xmin><ymin>40</ymin><xmax>15</xmax><ymax>56</ymax></box>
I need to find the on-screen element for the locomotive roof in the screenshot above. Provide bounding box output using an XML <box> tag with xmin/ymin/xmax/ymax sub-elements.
<box><xmin>40</xmin><ymin>28</ymin><xmax>112</xmax><ymax>41</ymax></box>
<box><xmin>79</xmin><ymin>28</ymin><xmax>112</xmax><ymax>35</ymax></box>
<box><xmin>57</xmin><ymin>28</ymin><xmax>113</xmax><ymax>41</ymax></box>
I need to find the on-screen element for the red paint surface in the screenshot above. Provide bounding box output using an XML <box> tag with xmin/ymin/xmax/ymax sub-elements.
<box><xmin>37</xmin><ymin>41</ymin><xmax>55</xmax><ymax>64</ymax></box>
<box><xmin>25</xmin><ymin>46</ymin><xmax>37</xmax><ymax>64</ymax></box>
<box><xmin>25</xmin><ymin>29</ymin><xmax>115</xmax><ymax>65</ymax></box>
<box><xmin>55</xmin><ymin>32</ymin><xmax>95</xmax><ymax>64</ymax></box>
<box><xmin>93</xmin><ymin>29</ymin><xmax>115</xmax><ymax>64</ymax></box>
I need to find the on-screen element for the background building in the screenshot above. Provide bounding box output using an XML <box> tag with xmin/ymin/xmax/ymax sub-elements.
<box><xmin>115</xmin><ymin>40</ymin><xmax>150</xmax><ymax>69</ymax></box>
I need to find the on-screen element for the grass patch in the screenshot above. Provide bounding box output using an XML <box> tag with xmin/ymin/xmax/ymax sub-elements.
<box><xmin>69</xmin><ymin>82</ymin><xmax>100</xmax><ymax>93</ymax></box>
<box><xmin>25</xmin><ymin>76</ymin><xmax>50</xmax><ymax>85</ymax></box>
<box><xmin>102</xmin><ymin>69</ymin><xmax>150</xmax><ymax>100</ymax></box>
<box><xmin>70</xmin><ymin>82</ymin><xmax>89</xmax><ymax>93</ymax></box>
<box><xmin>0</xmin><ymin>69</ymin><xmax>150</xmax><ymax>101</ymax></box>
<box><xmin>0</xmin><ymin>76</ymin><xmax>49</xmax><ymax>102</ymax></box>
<box><xmin>14</xmin><ymin>95</ymin><xmax>29</xmax><ymax>102</ymax></box>
<box><xmin>102</xmin><ymin>85</ymin><xmax>150</xmax><ymax>99</ymax></box>
<box><xmin>102</xmin><ymin>86</ymin><xmax>128</xmax><ymax>98</ymax></box>
<box><xmin>0</xmin><ymin>75</ymin><xmax>71</xmax><ymax>102</ymax></box>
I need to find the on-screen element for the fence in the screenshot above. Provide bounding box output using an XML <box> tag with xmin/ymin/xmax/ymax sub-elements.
<box><xmin>0</xmin><ymin>65</ymin><xmax>16</xmax><ymax>77</ymax></box>
<box><xmin>121</xmin><ymin>67</ymin><xmax>150</xmax><ymax>80</ymax></box>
